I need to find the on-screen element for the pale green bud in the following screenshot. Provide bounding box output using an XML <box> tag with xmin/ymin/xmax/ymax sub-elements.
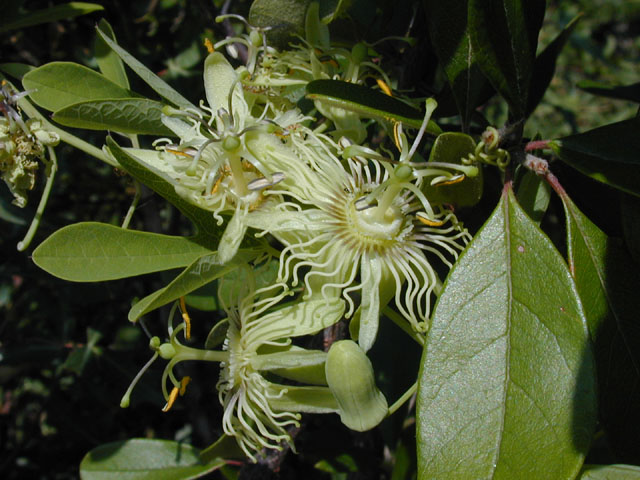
<box><xmin>325</xmin><ymin>340</ymin><xmax>388</xmax><ymax>431</ymax></box>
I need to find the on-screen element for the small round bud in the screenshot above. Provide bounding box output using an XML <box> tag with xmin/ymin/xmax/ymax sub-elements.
<box><xmin>149</xmin><ymin>336</ymin><xmax>161</xmax><ymax>349</ymax></box>
<box><xmin>394</xmin><ymin>164</ymin><xmax>413</xmax><ymax>181</ymax></box>
<box><xmin>158</xmin><ymin>343</ymin><xmax>176</xmax><ymax>359</ymax></box>
<box><xmin>222</xmin><ymin>135</ymin><xmax>241</xmax><ymax>152</ymax></box>
<box><xmin>249</xmin><ymin>29</ymin><xmax>262</xmax><ymax>47</ymax></box>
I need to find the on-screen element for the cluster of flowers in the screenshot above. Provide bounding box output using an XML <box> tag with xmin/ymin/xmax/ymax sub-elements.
<box><xmin>0</xmin><ymin>80</ymin><xmax>59</xmax><ymax>208</ymax></box>
<box><xmin>119</xmin><ymin>11</ymin><xmax>475</xmax><ymax>461</ymax></box>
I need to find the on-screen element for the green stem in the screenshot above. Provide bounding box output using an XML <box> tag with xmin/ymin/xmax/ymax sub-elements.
<box><xmin>17</xmin><ymin>146</ymin><xmax>57</xmax><ymax>251</ymax></box>
<box><xmin>382</xmin><ymin>306</ymin><xmax>425</xmax><ymax>346</ymax></box>
<box><xmin>387</xmin><ymin>381</ymin><xmax>418</xmax><ymax>416</ymax></box>
<box><xmin>121</xmin><ymin>179</ymin><xmax>141</xmax><ymax>229</ymax></box>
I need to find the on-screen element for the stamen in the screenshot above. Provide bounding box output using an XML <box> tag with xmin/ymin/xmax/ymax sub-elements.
<box><xmin>179</xmin><ymin>296</ymin><xmax>191</xmax><ymax>340</ymax></box>
<box><xmin>415</xmin><ymin>212</ymin><xmax>445</xmax><ymax>227</ymax></box>
<box><xmin>179</xmin><ymin>376</ymin><xmax>192</xmax><ymax>395</ymax></box>
<box><xmin>204</xmin><ymin>38</ymin><xmax>215</xmax><ymax>54</ymax></box>
<box><xmin>162</xmin><ymin>386</ymin><xmax>180</xmax><ymax>412</ymax></box>
<box><xmin>376</xmin><ymin>78</ymin><xmax>393</xmax><ymax>96</ymax></box>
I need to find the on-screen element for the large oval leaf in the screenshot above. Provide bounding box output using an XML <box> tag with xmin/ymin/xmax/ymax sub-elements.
<box><xmin>424</xmin><ymin>0</ymin><xmax>492</xmax><ymax>130</ymax></box>
<box><xmin>53</xmin><ymin>98</ymin><xmax>173</xmax><ymax>135</ymax></box>
<box><xmin>32</xmin><ymin>222</ymin><xmax>214</xmax><ymax>282</ymax></box>
<box><xmin>22</xmin><ymin>62</ymin><xmax>131</xmax><ymax>112</ymax></box>
<box><xmin>79</xmin><ymin>438</ymin><xmax>223</xmax><ymax>480</ymax></box>
<box><xmin>563</xmin><ymin>194</ymin><xmax>640</xmax><ymax>461</ymax></box>
<box><xmin>416</xmin><ymin>185</ymin><xmax>596</xmax><ymax>479</ymax></box>
<box><xmin>468</xmin><ymin>0</ymin><xmax>546</xmax><ymax>119</ymax></box>
<box><xmin>550</xmin><ymin>117</ymin><xmax>640</xmax><ymax>197</ymax></box>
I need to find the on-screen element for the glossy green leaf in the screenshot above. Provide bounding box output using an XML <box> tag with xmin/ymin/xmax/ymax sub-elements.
<box><xmin>32</xmin><ymin>222</ymin><xmax>214</xmax><ymax>282</ymax></box>
<box><xmin>424</xmin><ymin>132</ymin><xmax>483</xmax><ymax>207</ymax></box>
<box><xmin>515</xmin><ymin>169</ymin><xmax>551</xmax><ymax>224</ymax></box>
<box><xmin>79</xmin><ymin>438</ymin><xmax>224</xmax><ymax>480</ymax></box>
<box><xmin>417</xmin><ymin>185</ymin><xmax>595</xmax><ymax>480</ymax></box>
<box><xmin>527</xmin><ymin>14</ymin><xmax>581</xmax><ymax>116</ymax></box>
<box><xmin>306</xmin><ymin>79</ymin><xmax>442</xmax><ymax>134</ymax></box>
<box><xmin>249</xmin><ymin>0</ymin><xmax>309</xmax><ymax>47</ymax></box>
<box><xmin>106</xmin><ymin>138</ymin><xmax>221</xmax><ymax>239</ymax></box>
<box><xmin>468</xmin><ymin>0</ymin><xmax>546</xmax><ymax>119</ymax></box>
<box><xmin>549</xmin><ymin>117</ymin><xmax>640</xmax><ymax>197</ymax></box>
<box><xmin>94</xmin><ymin>19</ymin><xmax>130</xmax><ymax>89</ymax></box>
<box><xmin>96</xmin><ymin>26</ymin><xmax>196</xmax><ymax>111</ymax></box>
<box><xmin>563</xmin><ymin>194</ymin><xmax>640</xmax><ymax>461</ymax></box>
<box><xmin>53</xmin><ymin>98</ymin><xmax>173</xmax><ymax>135</ymax></box>
<box><xmin>22</xmin><ymin>62</ymin><xmax>132</xmax><ymax>112</ymax></box>
<box><xmin>578</xmin><ymin>80</ymin><xmax>640</xmax><ymax>104</ymax></box>
<box><xmin>424</xmin><ymin>0</ymin><xmax>491</xmax><ymax>130</ymax></box>
<box><xmin>128</xmin><ymin>250</ymin><xmax>259</xmax><ymax>322</ymax></box>
<box><xmin>577</xmin><ymin>464</ymin><xmax>640</xmax><ymax>479</ymax></box>
<box><xmin>0</xmin><ymin>2</ymin><xmax>103</xmax><ymax>33</ymax></box>
<box><xmin>199</xmin><ymin>435</ymin><xmax>245</xmax><ymax>464</ymax></box>
<box><xmin>0</xmin><ymin>62</ymin><xmax>35</xmax><ymax>80</ymax></box>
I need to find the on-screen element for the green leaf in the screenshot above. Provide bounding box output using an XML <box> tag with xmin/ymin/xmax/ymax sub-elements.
<box><xmin>128</xmin><ymin>250</ymin><xmax>259</xmax><ymax>322</ymax></box>
<box><xmin>200</xmin><ymin>435</ymin><xmax>245</xmax><ymax>464</ymax></box>
<box><xmin>515</xmin><ymin>169</ymin><xmax>551</xmax><ymax>224</ymax></box>
<box><xmin>577</xmin><ymin>464</ymin><xmax>640</xmax><ymax>479</ymax></box>
<box><xmin>249</xmin><ymin>0</ymin><xmax>310</xmax><ymax>48</ymax></box>
<box><xmin>53</xmin><ymin>98</ymin><xmax>173</xmax><ymax>135</ymax></box>
<box><xmin>306</xmin><ymin>79</ymin><xmax>441</xmax><ymax>134</ymax></box>
<box><xmin>416</xmin><ymin>185</ymin><xmax>595</xmax><ymax>480</ymax></box>
<box><xmin>424</xmin><ymin>0</ymin><xmax>492</xmax><ymax>130</ymax></box>
<box><xmin>32</xmin><ymin>222</ymin><xmax>214</xmax><ymax>282</ymax></box>
<box><xmin>549</xmin><ymin>117</ymin><xmax>640</xmax><ymax>197</ymax></box>
<box><xmin>468</xmin><ymin>0</ymin><xmax>546</xmax><ymax>119</ymax></box>
<box><xmin>527</xmin><ymin>14</ymin><xmax>581</xmax><ymax>116</ymax></box>
<box><xmin>94</xmin><ymin>19</ymin><xmax>130</xmax><ymax>89</ymax></box>
<box><xmin>106</xmin><ymin>138</ymin><xmax>222</xmax><ymax>238</ymax></box>
<box><xmin>424</xmin><ymin>132</ymin><xmax>483</xmax><ymax>207</ymax></box>
<box><xmin>0</xmin><ymin>62</ymin><xmax>35</xmax><ymax>80</ymax></box>
<box><xmin>22</xmin><ymin>62</ymin><xmax>131</xmax><ymax>112</ymax></box>
<box><xmin>96</xmin><ymin>25</ymin><xmax>197</xmax><ymax>111</ymax></box>
<box><xmin>578</xmin><ymin>80</ymin><xmax>640</xmax><ymax>104</ymax></box>
<box><xmin>0</xmin><ymin>2</ymin><xmax>103</xmax><ymax>33</ymax></box>
<box><xmin>79</xmin><ymin>438</ymin><xmax>224</xmax><ymax>480</ymax></box>
<box><xmin>563</xmin><ymin>194</ymin><xmax>640</xmax><ymax>461</ymax></box>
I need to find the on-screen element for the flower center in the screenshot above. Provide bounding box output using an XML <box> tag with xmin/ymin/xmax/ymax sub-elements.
<box><xmin>345</xmin><ymin>194</ymin><xmax>406</xmax><ymax>249</ymax></box>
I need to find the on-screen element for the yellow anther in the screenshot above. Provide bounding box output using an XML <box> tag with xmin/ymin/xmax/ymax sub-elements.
<box><xmin>376</xmin><ymin>78</ymin><xmax>393</xmax><ymax>97</ymax></box>
<box><xmin>179</xmin><ymin>376</ymin><xmax>192</xmax><ymax>395</ymax></box>
<box><xmin>416</xmin><ymin>213</ymin><xmax>445</xmax><ymax>227</ymax></box>
<box><xmin>179</xmin><ymin>296</ymin><xmax>191</xmax><ymax>340</ymax></box>
<box><xmin>166</xmin><ymin>148</ymin><xmax>194</xmax><ymax>158</ymax></box>
<box><xmin>204</xmin><ymin>38</ymin><xmax>215</xmax><ymax>54</ymax></box>
<box><xmin>162</xmin><ymin>386</ymin><xmax>180</xmax><ymax>412</ymax></box>
<box><xmin>435</xmin><ymin>174</ymin><xmax>466</xmax><ymax>186</ymax></box>
<box><xmin>393</xmin><ymin>122</ymin><xmax>402</xmax><ymax>152</ymax></box>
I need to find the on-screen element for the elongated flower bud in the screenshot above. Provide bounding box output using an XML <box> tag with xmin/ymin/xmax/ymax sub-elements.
<box><xmin>325</xmin><ymin>340</ymin><xmax>387</xmax><ymax>431</ymax></box>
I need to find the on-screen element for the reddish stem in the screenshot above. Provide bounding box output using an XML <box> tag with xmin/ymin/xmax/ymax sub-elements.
<box><xmin>525</xmin><ymin>140</ymin><xmax>550</xmax><ymax>152</ymax></box>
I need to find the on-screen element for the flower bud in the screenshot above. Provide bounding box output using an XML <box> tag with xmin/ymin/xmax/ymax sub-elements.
<box><xmin>325</xmin><ymin>340</ymin><xmax>387</xmax><ymax>431</ymax></box>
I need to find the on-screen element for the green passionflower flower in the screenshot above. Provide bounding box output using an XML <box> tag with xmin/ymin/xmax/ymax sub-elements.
<box><xmin>249</xmin><ymin>111</ymin><xmax>473</xmax><ymax>351</ymax></box>
<box><xmin>122</xmin><ymin>52</ymin><xmax>309</xmax><ymax>262</ymax></box>
<box><xmin>120</xmin><ymin>279</ymin><xmax>347</xmax><ymax>461</ymax></box>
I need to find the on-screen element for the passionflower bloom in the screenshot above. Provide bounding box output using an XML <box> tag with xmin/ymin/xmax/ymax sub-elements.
<box><xmin>249</xmin><ymin>105</ymin><xmax>473</xmax><ymax>351</ymax></box>
<box><xmin>123</xmin><ymin>51</ymin><xmax>308</xmax><ymax>262</ymax></box>
<box><xmin>121</xmin><ymin>278</ymin><xmax>346</xmax><ymax>462</ymax></box>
